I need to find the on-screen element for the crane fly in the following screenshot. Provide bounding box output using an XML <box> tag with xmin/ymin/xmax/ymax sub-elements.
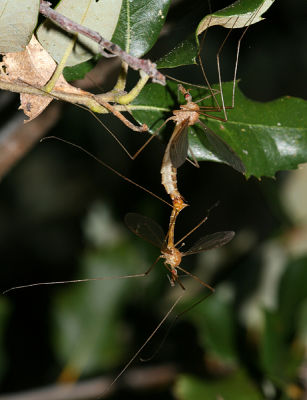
<box><xmin>94</xmin><ymin>209</ymin><xmax>236</xmax><ymax>393</ymax></box>
<box><xmin>125</xmin><ymin>212</ymin><xmax>235</xmax><ymax>291</ymax></box>
<box><xmin>166</xmin><ymin>84</ymin><xmax>245</xmax><ymax>174</ymax></box>
<box><xmin>160</xmin><ymin>83</ymin><xmax>246</xmax><ymax>215</ymax></box>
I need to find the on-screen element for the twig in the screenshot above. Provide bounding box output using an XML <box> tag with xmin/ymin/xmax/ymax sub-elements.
<box><xmin>39</xmin><ymin>1</ymin><xmax>166</xmax><ymax>86</ymax></box>
<box><xmin>0</xmin><ymin>364</ymin><xmax>177</xmax><ymax>400</ymax></box>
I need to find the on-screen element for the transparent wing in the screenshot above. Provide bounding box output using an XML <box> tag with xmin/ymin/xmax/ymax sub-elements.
<box><xmin>183</xmin><ymin>231</ymin><xmax>235</xmax><ymax>256</ymax></box>
<box><xmin>169</xmin><ymin>121</ymin><xmax>189</xmax><ymax>168</ymax></box>
<box><xmin>125</xmin><ymin>213</ymin><xmax>165</xmax><ymax>248</ymax></box>
<box><xmin>198</xmin><ymin>120</ymin><xmax>245</xmax><ymax>174</ymax></box>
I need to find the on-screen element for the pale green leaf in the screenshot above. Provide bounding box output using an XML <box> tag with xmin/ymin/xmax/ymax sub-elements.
<box><xmin>197</xmin><ymin>0</ymin><xmax>275</xmax><ymax>35</ymax></box>
<box><xmin>37</xmin><ymin>0</ymin><xmax>122</xmax><ymax>66</ymax></box>
<box><xmin>0</xmin><ymin>0</ymin><xmax>40</xmax><ymax>52</ymax></box>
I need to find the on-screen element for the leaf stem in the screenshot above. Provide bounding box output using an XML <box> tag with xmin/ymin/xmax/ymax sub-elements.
<box><xmin>116</xmin><ymin>71</ymin><xmax>150</xmax><ymax>105</ymax></box>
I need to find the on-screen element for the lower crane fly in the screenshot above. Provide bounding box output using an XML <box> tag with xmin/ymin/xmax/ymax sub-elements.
<box><xmin>125</xmin><ymin>212</ymin><xmax>235</xmax><ymax>291</ymax></box>
<box><xmin>98</xmin><ymin>210</ymin><xmax>235</xmax><ymax>393</ymax></box>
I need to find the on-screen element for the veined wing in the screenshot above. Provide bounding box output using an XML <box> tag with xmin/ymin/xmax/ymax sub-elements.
<box><xmin>182</xmin><ymin>231</ymin><xmax>235</xmax><ymax>256</ymax></box>
<box><xmin>125</xmin><ymin>213</ymin><xmax>165</xmax><ymax>248</ymax></box>
<box><xmin>169</xmin><ymin>121</ymin><xmax>189</xmax><ymax>169</ymax></box>
<box><xmin>198</xmin><ymin>120</ymin><xmax>245</xmax><ymax>174</ymax></box>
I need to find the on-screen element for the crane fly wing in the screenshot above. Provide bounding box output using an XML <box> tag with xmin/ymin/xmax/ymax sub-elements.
<box><xmin>169</xmin><ymin>121</ymin><xmax>189</xmax><ymax>168</ymax></box>
<box><xmin>182</xmin><ymin>231</ymin><xmax>235</xmax><ymax>256</ymax></box>
<box><xmin>198</xmin><ymin>120</ymin><xmax>245</xmax><ymax>174</ymax></box>
<box><xmin>125</xmin><ymin>213</ymin><xmax>165</xmax><ymax>248</ymax></box>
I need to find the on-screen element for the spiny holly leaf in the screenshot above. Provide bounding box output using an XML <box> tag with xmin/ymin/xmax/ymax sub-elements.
<box><xmin>131</xmin><ymin>80</ymin><xmax>307</xmax><ymax>179</ymax></box>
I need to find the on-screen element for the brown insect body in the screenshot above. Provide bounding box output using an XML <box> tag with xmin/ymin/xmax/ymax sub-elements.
<box><xmin>160</xmin><ymin>91</ymin><xmax>200</xmax><ymax>212</ymax></box>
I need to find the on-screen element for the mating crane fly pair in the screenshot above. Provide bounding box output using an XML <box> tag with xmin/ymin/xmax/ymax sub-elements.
<box><xmin>2</xmin><ymin>3</ymin><xmax>263</xmax><ymax>397</ymax></box>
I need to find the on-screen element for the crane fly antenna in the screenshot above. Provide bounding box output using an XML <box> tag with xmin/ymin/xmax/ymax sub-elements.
<box><xmin>175</xmin><ymin>201</ymin><xmax>220</xmax><ymax>247</ymax></box>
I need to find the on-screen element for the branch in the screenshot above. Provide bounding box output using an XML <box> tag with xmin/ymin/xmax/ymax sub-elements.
<box><xmin>39</xmin><ymin>1</ymin><xmax>166</xmax><ymax>86</ymax></box>
<box><xmin>0</xmin><ymin>364</ymin><xmax>177</xmax><ymax>400</ymax></box>
<box><xmin>0</xmin><ymin>79</ymin><xmax>155</xmax><ymax>115</ymax></box>
<box><xmin>0</xmin><ymin>101</ymin><xmax>62</xmax><ymax>180</ymax></box>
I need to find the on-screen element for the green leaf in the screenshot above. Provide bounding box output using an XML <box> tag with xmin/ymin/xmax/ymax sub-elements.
<box><xmin>131</xmin><ymin>80</ymin><xmax>307</xmax><ymax>178</ymax></box>
<box><xmin>186</xmin><ymin>293</ymin><xmax>237</xmax><ymax>364</ymax></box>
<box><xmin>259</xmin><ymin>309</ymin><xmax>304</xmax><ymax>387</ymax></box>
<box><xmin>259</xmin><ymin>257</ymin><xmax>307</xmax><ymax>388</ymax></box>
<box><xmin>0</xmin><ymin>0</ymin><xmax>40</xmax><ymax>52</ymax></box>
<box><xmin>37</xmin><ymin>0</ymin><xmax>123</xmax><ymax>66</ymax></box>
<box><xmin>278</xmin><ymin>257</ymin><xmax>307</xmax><ymax>337</ymax></box>
<box><xmin>260</xmin><ymin>310</ymin><xmax>288</xmax><ymax>384</ymax></box>
<box><xmin>297</xmin><ymin>298</ymin><xmax>307</xmax><ymax>349</ymax></box>
<box><xmin>111</xmin><ymin>0</ymin><xmax>171</xmax><ymax>57</ymax></box>
<box><xmin>174</xmin><ymin>371</ymin><xmax>262</xmax><ymax>400</ymax></box>
<box><xmin>197</xmin><ymin>0</ymin><xmax>276</xmax><ymax>35</ymax></box>
<box><xmin>63</xmin><ymin>55</ymin><xmax>100</xmax><ymax>81</ymax></box>
<box><xmin>156</xmin><ymin>34</ymin><xmax>198</xmax><ymax>69</ymax></box>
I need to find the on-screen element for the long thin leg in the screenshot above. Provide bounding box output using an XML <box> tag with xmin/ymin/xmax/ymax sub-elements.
<box><xmin>98</xmin><ymin>294</ymin><xmax>184</xmax><ymax>398</ymax></box>
<box><xmin>41</xmin><ymin>137</ymin><xmax>172</xmax><ymax>208</ymax></box>
<box><xmin>218</xmin><ymin>6</ymin><xmax>261</xmax><ymax>112</ymax></box>
<box><xmin>175</xmin><ymin>201</ymin><xmax>219</xmax><ymax>247</ymax></box>
<box><xmin>2</xmin><ymin>273</ymin><xmax>148</xmax><ymax>295</ymax></box>
<box><xmin>140</xmin><ymin>282</ymin><xmax>214</xmax><ymax>363</ymax></box>
<box><xmin>130</xmin><ymin>118</ymin><xmax>172</xmax><ymax>160</ymax></box>
<box><xmin>198</xmin><ymin>16</ymin><xmax>222</xmax><ymax>112</ymax></box>
<box><xmin>3</xmin><ymin>254</ymin><xmax>163</xmax><ymax>295</ymax></box>
<box><xmin>216</xmin><ymin>16</ymin><xmax>240</xmax><ymax>121</ymax></box>
<box><xmin>176</xmin><ymin>265</ymin><xmax>215</xmax><ymax>292</ymax></box>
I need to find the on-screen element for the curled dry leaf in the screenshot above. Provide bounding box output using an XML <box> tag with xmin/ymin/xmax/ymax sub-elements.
<box><xmin>1</xmin><ymin>35</ymin><xmax>88</xmax><ymax>122</ymax></box>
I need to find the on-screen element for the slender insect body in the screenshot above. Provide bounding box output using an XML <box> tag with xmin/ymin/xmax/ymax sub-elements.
<box><xmin>161</xmin><ymin>123</ymin><xmax>188</xmax><ymax>211</ymax></box>
<box><xmin>160</xmin><ymin>95</ymin><xmax>203</xmax><ymax>212</ymax></box>
<box><xmin>160</xmin><ymin>90</ymin><xmax>203</xmax><ymax>213</ymax></box>
<box><xmin>160</xmin><ymin>159</ymin><xmax>181</xmax><ymax>202</ymax></box>
<box><xmin>161</xmin><ymin>246</ymin><xmax>182</xmax><ymax>283</ymax></box>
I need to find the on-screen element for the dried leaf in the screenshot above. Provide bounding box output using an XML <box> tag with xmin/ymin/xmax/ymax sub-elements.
<box><xmin>1</xmin><ymin>35</ymin><xmax>87</xmax><ymax>122</ymax></box>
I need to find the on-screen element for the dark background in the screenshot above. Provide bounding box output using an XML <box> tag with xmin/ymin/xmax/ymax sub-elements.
<box><xmin>0</xmin><ymin>0</ymin><xmax>306</xmax><ymax>398</ymax></box>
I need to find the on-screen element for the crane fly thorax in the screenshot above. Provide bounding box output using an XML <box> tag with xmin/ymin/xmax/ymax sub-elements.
<box><xmin>162</xmin><ymin>246</ymin><xmax>182</xmax><ymax>270</ymax></box>
<box><xmin>173</xmin><ymin>102</ymin><xmax>199</xmax><ymax>126</ymax></box>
